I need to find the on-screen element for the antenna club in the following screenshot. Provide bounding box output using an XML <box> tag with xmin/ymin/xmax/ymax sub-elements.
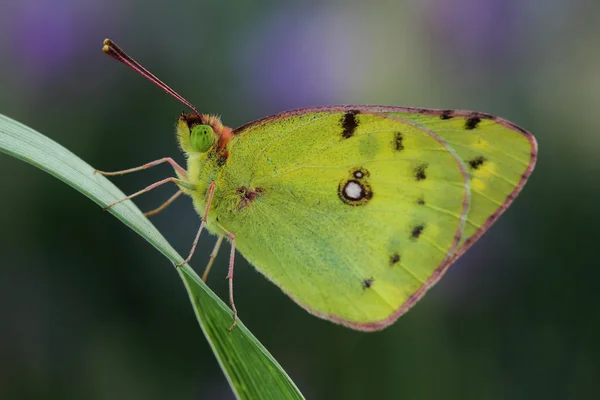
<box><xmin>101</xmin><ymin>39</ymin><xmax>200</xmax><ymax>115</ymax></box>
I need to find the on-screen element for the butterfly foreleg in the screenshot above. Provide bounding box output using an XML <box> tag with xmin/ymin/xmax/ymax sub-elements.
<box><xmin>103</xmin><ymin>177</ymin><xmax>190</xmax><ymax>211</ymax></box>
<box><xmin>175</xmin><ymin>181</ymin><xmax>216</xmax><ymax>267</ymax></box>
<box><xmin>94</xmin><ymin>157</ymin><xmax>188</xmax><ymax>178</ymax></box>
<box><xmin>96</xmin><ymin>157</ymin><xmax>190</xmax><ymax>215</ymax></box>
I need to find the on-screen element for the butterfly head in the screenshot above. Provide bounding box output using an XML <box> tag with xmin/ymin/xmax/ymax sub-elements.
<box><xmin>177</xmin><ymin>112</ymin><xmax>233</xmax><ymax>154</ymax></box>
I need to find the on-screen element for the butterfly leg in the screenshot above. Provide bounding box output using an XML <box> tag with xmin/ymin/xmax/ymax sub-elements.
<box><xmin>175</xmin><ymin>181</ymin><xmax>216</xmax><ymax>267</ymax></box>
<box><xmin>202</xmin><ymin>235</ymin><xmax>224</xmax><ymax>282</ymax></box>
<box><xmin>103</xmin><ymin>177</ymin><xmax>189</xmax><ymax>211</ymax></box>
<box><xmin>94</xmin><ymin>157</ymin><xmax>188</xmax><ymax>178</ymax></box>
<box><xmin>225</xmin><ymin>231</ymin><xmax>238</xmax><ymax>332</ymax></box>
<box><xmin>210</xmin><ymin>222</ymin><xmax>238</xmax><ymax>331</ymax></box>
<box><xmin>144</xmin><ymin>189</ymin><xmax>183</xmax><ymax>217</ymax></box>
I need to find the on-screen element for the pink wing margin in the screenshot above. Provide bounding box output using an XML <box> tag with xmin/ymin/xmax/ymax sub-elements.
<box><xmin>232</xmin><ymin>105</ymin><xmax>538</xmax><ymax>331</ymax></box>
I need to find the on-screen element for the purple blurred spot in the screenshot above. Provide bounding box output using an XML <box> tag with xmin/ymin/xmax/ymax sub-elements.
<box><xmin>4</xmin><ymin>0</ymin><xmax>120</xmax><ymax>81</ymax></box>
<box><xmin>237</xmin><ymin>6</ymin><xmax>374</xmax><ymax>110</ymax></box>
<box><xmin>9</xmin><ymin>0</ymin><xmax>81</xmax><ymax>75</ymax></box>
<box><xmin>423</xmin><ymin>0</ymin><xmax>526</xmax><ymax>68</ymax></box>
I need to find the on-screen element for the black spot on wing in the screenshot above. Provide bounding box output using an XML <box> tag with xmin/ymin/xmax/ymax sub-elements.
<box><xmin>417</xmin><ymin>197</ymin><xmax>425</xmax><ymax>205</ymax></box>
<box><xmin>468</xmin><ymin>156</ymin><xmax>486</xmax><ymax>170</ymax></box>
<box><xmin>465</xmin><ymin>116</ymin><xmax>481</xmax><ymax>130</ymax></box>
<box><xmin>362</xmin><ymin>277</ymin><xmax>374</xmax><ymax>290</ymax></box>
<box><xmin>414</xmin><ymin>163</ymin><xmax>428</xmax><ymax>181</ymax></box>
<box><xmin>393</xmin><ymin>132</ymin><xmax>404</xmax><ymax>151</ymax></box>
<box><xmin>341</xmin><ymin>110</ymin><xmax>360</xmax><ymax>138</ymax></box>
<box><xmin>389</xmin><ymin>253</ymin><xmax>400</xmax><ymax>266</ymax></box>
<box><xmin>411</xmin><ymin>225</ymin><xmax>425</xmax><ymax>239</ymax></box>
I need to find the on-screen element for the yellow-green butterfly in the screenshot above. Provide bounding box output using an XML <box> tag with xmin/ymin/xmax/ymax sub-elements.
<box><xmin>97</xmin><ymin>39</ymin><xmax>537</xmax><ymax>331</ymax></box>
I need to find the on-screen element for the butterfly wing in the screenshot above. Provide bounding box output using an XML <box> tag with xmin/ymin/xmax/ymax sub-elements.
<box><xmin>213</xmin><ymin>106</ymin><xmax>536</xmax><ymax>331</ymax></box>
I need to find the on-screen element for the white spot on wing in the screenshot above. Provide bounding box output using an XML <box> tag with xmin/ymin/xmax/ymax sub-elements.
<box><xmin>345</xmin><ymin>181</ymin><xmax>363</xmax><ymax>199</ymax></box>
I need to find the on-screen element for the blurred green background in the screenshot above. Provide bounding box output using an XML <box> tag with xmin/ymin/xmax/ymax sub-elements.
<box><xmin>1</xmin><ymin>0</ymin><xmax>599</xmax><ymax>399</ymax></box>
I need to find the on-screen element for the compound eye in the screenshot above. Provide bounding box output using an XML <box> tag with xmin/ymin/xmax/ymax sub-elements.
<box><xmin>189</xmin><ymin>124</ymin><xmax>216</xmax><ymax>153</ymax></box>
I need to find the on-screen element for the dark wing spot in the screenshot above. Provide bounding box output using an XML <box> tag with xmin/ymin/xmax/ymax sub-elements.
<box><xmin>468</xmin><ymin>156</ymin><xmax>486</xmax><ymax>170</ymax></box>
<box><xmin>352</xmin><ymin>167</ymin><xmax>370</xmax><ymax>179</ymax></box>
<box><xmin>465</xmin><ymin>116</ymin><xmax>481</xmax><ymax>130</ymax></box>
<box><xmin>389</xmin><ymin>253</ymin><xmax>400</xmax><ymax>265</ymax></box>
<box><xmin>393</xmin><ymin>132</ymin><xmax>404</xmax><ymax>151</ymax></box>
<box><xmin>341</xmin><ymin>110</ymin><xmax>360</xmax><ymax>138</ymax></box>
<box><xmin>414</xmin><ymin>163</ymin><xmax>428</xmax><ymax>181</ymax></box>
<box><xmin>417</xmin><ymin>197</ymin><xmax>425</xmax><ymax>205</ymax></box>
<box><xmin>440</xmin><ymin>110</ymin><xmax>454</xmax><ymax>120</ymax></box>
<box><xmin>362</xmin><ymin>277</ymin><xmax>374</xmax><ymax>290</ymax></box>
<box><xmin>338</xmin><ymin>179</ymin><xmax>373</xmax><ymax>206</ymax></box>
<box><xmin>411</xmin><ymin>225</ymin><xmax>425</xmax><ymax>239</ymax></box>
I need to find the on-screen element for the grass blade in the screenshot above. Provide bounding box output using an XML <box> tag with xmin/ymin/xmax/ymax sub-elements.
<box><xmin>0</xmin><ymin>113</ymin><xmax>304</xmax><ymax>400</ymax></box>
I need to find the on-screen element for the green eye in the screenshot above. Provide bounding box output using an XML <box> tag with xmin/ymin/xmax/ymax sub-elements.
<box><xmin>190</xmin><ymin>124</ymin><xmax>216</xmax><ymax>153</ymax></box>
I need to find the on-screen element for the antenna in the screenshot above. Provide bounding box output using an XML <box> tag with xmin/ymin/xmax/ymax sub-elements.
<box><xmin>102</xmin><ymin>39</ymin><xmax>200</xmax><ymax>115</ymax></box>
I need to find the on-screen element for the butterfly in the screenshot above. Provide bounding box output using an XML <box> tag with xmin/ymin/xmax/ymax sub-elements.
<box><xmin>96</xmin><ymin>39</ymin><xmax>537</xmax><ymax>331</ymax></box>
